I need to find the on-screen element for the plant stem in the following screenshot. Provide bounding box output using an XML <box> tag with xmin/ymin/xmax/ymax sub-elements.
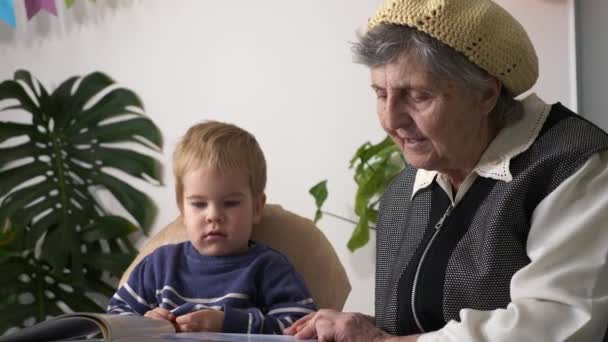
<box><xmin>321</xmin><ymin>211</ymin><xmax>359</xmax><ymax>225</ymax></box>
<box><xmin>320</xmin><ymin>211</ymin><xmax>377</xmax><ymax>230</ymax></box>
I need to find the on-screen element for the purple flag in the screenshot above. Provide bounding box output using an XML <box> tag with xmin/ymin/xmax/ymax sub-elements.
<box><xmin>25</xmin><ymin>0</ymin><xmax>57</xmax><ymax>20</ymax></box>
<box><xmin>0</xmin><ymin>0</ymin><xmax>16</xmax><ymax>28</ymax></box>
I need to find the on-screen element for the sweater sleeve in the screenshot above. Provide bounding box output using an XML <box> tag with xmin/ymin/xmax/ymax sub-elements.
<box><xmin>106</xmin><ymin>254</ymin><xmax>158</xmax><ymax>315</ymax></box>
<box><xmin>418</xmin><ymin>152</ymin><xmax>608</xmax><ymax>342</ymax></box>
<box><xmin>222</xmin><ymin>253</ymin><xmax>317</xmax><ymax>334</ymax></box>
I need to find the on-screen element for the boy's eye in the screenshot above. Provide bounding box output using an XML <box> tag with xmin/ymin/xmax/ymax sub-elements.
<box><xmin>224</xmin><ymin>200</ymin><xmax>241</xmax><ymax>207</ymax></box>
<box><xmin>191</xmin><ymin>201</ymin><xmax>207</xmax><ymax>209</ymax></box>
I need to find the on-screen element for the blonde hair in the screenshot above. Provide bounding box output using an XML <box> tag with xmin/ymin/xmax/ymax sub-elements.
<box><xmin>173</xmin><ymin>121</ymin><xmax>267</xmax><ymax>209</ymax></box>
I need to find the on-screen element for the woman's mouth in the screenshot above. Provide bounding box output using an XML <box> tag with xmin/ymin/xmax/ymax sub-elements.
<box><xmin>395</xmin><ymin>129</ymin><xmax>427</xmax><ymax>149</ymax></box>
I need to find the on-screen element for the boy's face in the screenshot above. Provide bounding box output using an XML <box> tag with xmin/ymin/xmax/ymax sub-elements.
<box><xmin>180</xmin><ymin>167</ymin><xmax>265</xmax><ymax>256</ymax></box>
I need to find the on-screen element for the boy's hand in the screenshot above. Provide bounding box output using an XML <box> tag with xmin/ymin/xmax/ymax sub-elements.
<box><xmin>144</xmin><ymin>307</ymin><xmax>178</xmax><ymax>331</ymax></box>
<box><xmin>144</xmin><ymin>307</ymin><xmax>176</xmax><ymax>322</ymax></box>
<box><xmin>175</xmin><ymin>309</ymin><xmax>224</xmax><ymax>332</ymax></box>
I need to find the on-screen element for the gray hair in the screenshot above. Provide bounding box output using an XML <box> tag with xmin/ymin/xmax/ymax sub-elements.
<box><xmin>352</xmin><ymin>24</ymin><xmax>521</xmax><ymax>125</ymax></box>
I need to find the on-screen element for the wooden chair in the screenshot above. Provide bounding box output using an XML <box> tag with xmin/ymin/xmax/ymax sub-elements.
<box><xmin>119</xmin><ymin>204</ymin><xmax>351</xmax><ymax>310</ymax></box>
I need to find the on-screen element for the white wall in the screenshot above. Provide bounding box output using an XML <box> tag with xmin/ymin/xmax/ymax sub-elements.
<box><xmin>0</xmin><ymin>0</ymin><xmax>575</xmax><ymax>315</ymax></box>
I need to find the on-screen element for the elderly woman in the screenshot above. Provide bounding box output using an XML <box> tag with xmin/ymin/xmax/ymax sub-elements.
<box><xmin>286</xmin><ymin>0</ymin><xmax>608</xmax><ymax>341</ymax></box>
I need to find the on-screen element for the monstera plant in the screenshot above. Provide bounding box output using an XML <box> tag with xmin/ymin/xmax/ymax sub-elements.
<box><xmin>0</xmin><ymin>70</ymin><xmax>163</xmax><ymax>334</ymax></box>
<box><xmin>310</xmin><ymin>136</ymin><xmax>405</xmax><ymax>251</ymax></box>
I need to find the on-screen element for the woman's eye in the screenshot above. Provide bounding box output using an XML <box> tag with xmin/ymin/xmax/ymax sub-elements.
<box><xmin>410</xmin><ymin>91</ymin><xmax>431</xmax><ymax>102</ymax></box>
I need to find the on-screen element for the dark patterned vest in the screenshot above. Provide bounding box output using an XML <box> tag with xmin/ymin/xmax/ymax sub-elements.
<box><xmin>374</xmin><ymin>104</ymin><xmax>608</xmax><ymax>335</ymax></box>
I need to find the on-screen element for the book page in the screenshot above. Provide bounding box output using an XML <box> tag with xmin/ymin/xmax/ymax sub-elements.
<box><xmin>0</xmin><ymin>313</ymin><xmax>175</xmax><ymax>342</ymax></box>
<box><xmin>95</xmin><ymin>314</ymin><xmax>175</xmax><ymax>340</ymax></box>
<box><xmin>0</xmin><ymin>316</ymin><xmax>103</xmax><ymax>342</ymax></box>
<box><xmin>114</xmin><ymin>332</ymin><xmax>317</xmax><ymax>342</ymax></box>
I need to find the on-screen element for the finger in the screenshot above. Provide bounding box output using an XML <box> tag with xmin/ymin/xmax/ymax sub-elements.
<box><xmin>156</xmin><ymin>307</ymin><xmax>171</xmax><ymax>314</ymax></box>
<box><xmin>177</xmin><ymin>323</ymin><xmax>193</xmax><ymax>333</ymax></box>
<box><xmin>160</xmin><ymin>312</ymin><xmax>176</xmax><ymax>321</ymax></box>
<box><xmin>147</xmin><ymin>308</ymin><xmax>171</xmax><ymax>319</ymax></box>
<box><xmin>144</xmin><ymin>311</ymin><xmax>163</xmax><ymax>320</ymax></box>
<box><xmin>285</xmin><ymin>313</ymin><xmax>314</xmax><ymax>335</ymax></box>
<box><xmin>175</xmin><ymin>315</ymin><xmax>191</xmax><ymax>325</ymax></box>
<box><xmin>314</xmin><ymin>319</ymin><xmax>336</xmax><ymax>342</ymax></box>
<box><xmin>294</xmin><ymin>319</ymin><xmax>319</xmax><ymax>340</ymax></box>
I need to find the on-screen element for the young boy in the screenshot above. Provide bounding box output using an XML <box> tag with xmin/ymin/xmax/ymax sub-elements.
<box><xmin>107</xmin><ymin>121</ymin><xmax>316</xmax><ymax>334</ymax></box>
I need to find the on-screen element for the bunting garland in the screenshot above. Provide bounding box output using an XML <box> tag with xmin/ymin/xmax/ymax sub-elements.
<box><xmin>25</xmin><ymin>0</ymin><xmax>57</xmax><ymax>20</ymax></box>
<box><xmin>0</xmin><ymin>0</ymin><xmax>16</xmax><ymax>28</ymax></box>
<box><xmin>0</xmin><ymin>0</ymin><xmax>96</xmax><ymax>28</ymax></box>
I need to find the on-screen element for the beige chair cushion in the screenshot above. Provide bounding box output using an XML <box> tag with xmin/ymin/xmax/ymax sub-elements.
<box><xmin>119</xmin><ymin>204</ymin><xmax>351</xmax><ymax>311</ymax></box>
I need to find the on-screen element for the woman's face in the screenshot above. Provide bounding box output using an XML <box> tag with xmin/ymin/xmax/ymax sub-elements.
<box><xmin>371</xmin><ymin>54</ymin><xmax>499</xmax><ymax>176</ymax></box>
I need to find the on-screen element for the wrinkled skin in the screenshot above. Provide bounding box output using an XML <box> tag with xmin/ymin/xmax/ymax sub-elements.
<box><xmin>284</xmin><ymin>309</ymin><xmax>419</xmax><ymax>342</ymax></box>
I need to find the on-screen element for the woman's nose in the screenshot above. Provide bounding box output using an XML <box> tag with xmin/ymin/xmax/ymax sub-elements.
<box><xmin>382</xmin><ymin>94</ymin><xmax>410</xmax><ymax>130</ymax></box>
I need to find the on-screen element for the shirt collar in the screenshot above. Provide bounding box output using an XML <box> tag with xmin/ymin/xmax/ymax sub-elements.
<box><xmin>411</xmin><ymin>93</ymin><xmax>552</xmax><ymax>197</ymax></box>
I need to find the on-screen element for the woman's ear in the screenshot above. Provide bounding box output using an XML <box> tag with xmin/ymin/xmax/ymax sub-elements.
<box><xmin>481</xmin><ymin>78</ymin><xmax>502</xmax><ymax>116</ymax></box>
<box><xmin>252</xmin><ymin>193</ymin><xmax>266</xmax><ymax>224</ymax></box>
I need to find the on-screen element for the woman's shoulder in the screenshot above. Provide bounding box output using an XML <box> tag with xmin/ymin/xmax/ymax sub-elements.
<box><xmin>509</xmin><ymin>103</ymin><xmax>608</xmax><ymax>188</ymax></box>
<box><xmin>542</xmin><ymin>103</ymin><xmax>608</xmax><ymax>142</ymax></box>
<box><xmin>526</xmin><ymin>103</ymin><xmax>608</xmax><ymax>160</ymax></box>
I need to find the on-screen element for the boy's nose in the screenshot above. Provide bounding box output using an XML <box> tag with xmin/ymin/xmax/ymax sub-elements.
<box><xmin>206</xmin><ymin>206</ymin><xmax>224</xmax><ymax>223</ymax></box>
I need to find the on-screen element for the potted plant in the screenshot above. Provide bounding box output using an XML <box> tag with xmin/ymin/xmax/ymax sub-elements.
<box><xmin>0</xmin><ymin>70</ymin><xmax>163</xmax><ymax>334</ymax></box>
<box><xmin>310</xmin><ymin>136</ymin><xmax>405</xmax><ymax>251</ymax></box>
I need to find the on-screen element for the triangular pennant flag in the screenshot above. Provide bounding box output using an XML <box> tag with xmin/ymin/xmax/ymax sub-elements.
<box><xmin>25</xmin><ymin>0</ymin><xmax>57</xmax><ymax>20</ymax></box>
<box><xmin>65</xmin><ymin>0</ymin><xmax>96</xmax><ymax>9</ymax></box>
<box><xmin>0</xmin><ymin>0</ymin><xmax>16</xmax><ymax>28</ymax></box>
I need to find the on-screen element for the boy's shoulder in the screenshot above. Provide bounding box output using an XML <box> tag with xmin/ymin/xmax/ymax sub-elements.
<box><xmin>144</xmin><ymin>241</ymin><xmax>189</xmax><ymax>262</ymax></box>
<box><xmin>250</xmin><ymin>241</ymin><xmax>294</xmax><ymax>267</ymax></box>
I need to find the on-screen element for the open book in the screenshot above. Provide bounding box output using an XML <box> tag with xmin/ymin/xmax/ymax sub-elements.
<box><xmin>0</xmin><ymin>313</ymin><xmax>174</xmax><ymax>341</ymax></box>
<box><xmin>0</xmin><ymin>313</ymin><xmax>316</xmax><ymax>342</ymax></box>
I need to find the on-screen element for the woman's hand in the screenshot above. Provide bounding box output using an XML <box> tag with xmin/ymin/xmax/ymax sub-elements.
<box><xmin>174</xmin><ymin>309</ymin><xmax>224</xmax><ymax>332</ymax></box>
<box><xmin>284</xmin><ymin>309</ymin><xmax>394</xmax><ymax>342</ymax></box>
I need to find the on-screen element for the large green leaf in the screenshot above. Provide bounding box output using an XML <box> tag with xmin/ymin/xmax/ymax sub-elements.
<box><xmin>0</xmin><ymin>79</ymin><xmax>40</xmax><ymax>116</ymax></box>
<box><xmin>90</xmin><ymin>172</ymin><xmax>158</xmax><ymax>233</ymax></box>
<box><xmin>0</xmin><ymin>122</ymin><xmax>38</xmax><ymax>143</ymax></box>
<box><xmin>74</xmin><ymin>88</ymin><xmax>145</xmax><ymax>129</ymax></box>
<box><xmin>67</xmin><ymin>146</ymin><xmax>163</xmax><ymax>184</ymax></box>
<box><xmin>71</xmin><ymin>117</ymin><xmax>163</xmax><ymax>151</ymax></box>
<box><xmin>0</xmin><ymin>142</ymin><xmax>38</xmax><ymax>165</ymax></box>
<box><xmin>0</xmin><ymin>253</ymin><xmax>112</xmax><ymax>328</ymax></box>
<box><xmin>81</xmin><ymin>215</ymin><xmax>138</xmax><ymax>243</ymax></box>
<box><xmin>0</xmin><ymin>70</ymin><xmax>163</xmax><ymax>333</ymax></box>
<box><xmin>0</xmin><ymin>215</ymin><xmax>138</xmax><ymax>333</ymax></box>
<box><xmin>47</xmin><ymin>76</ymin><xmax>80</xmax><ymax>131</ymax></box>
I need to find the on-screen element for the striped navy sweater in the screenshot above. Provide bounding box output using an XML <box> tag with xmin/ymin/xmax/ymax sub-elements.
<box><xmin>107</xmin><ymin>241</ymin><xmax>316</xmax><ymax>334</ymax></box>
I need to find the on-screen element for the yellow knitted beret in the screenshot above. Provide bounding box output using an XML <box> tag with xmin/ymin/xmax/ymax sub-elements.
<box><xmin>368</xmin><ymin>0</ymin><xmax>538</xmax><ymax>96</ymax></box>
